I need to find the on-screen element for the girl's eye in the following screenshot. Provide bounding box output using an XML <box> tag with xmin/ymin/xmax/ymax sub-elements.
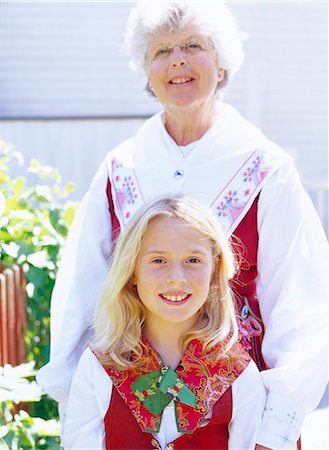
<box><xmin>188</xmin><ymin>257</ymin><xmax>201</xmax><ymax>264</ymax></box>
<box><xmin>152</xmin><ymin>258</ymin><xmax>166</xmax><ymax>264</ymax></box>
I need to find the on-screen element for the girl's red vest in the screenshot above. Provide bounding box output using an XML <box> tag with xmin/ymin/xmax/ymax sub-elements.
<box><xmin>105</xmin><ymin>386</ymin><xmax>232</xmax><ymax>450</ymax></box>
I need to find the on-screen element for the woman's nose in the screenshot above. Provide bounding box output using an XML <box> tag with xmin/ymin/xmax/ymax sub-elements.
<box><xmin>166</xmin><ymin>264</ymin><xmax>187</xmax><ymax>284</ymax></box>
<box><xmin>170</xmin><ymin>46</ymin><xmax>186</xmax><ymax>67</ymax></box>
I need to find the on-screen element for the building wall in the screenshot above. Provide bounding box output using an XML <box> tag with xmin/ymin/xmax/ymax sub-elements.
<box><xmin>1</xmin><ymin>1</ymin><xmax>328</xmax><ymax>230</ymax></box>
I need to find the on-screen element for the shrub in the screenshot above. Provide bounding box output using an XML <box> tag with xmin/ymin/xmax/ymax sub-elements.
<box><xmin>0</xmin><ymin>140</ymin><xmax>78</xmax><ymax>418</ymax></box>
<box><xmin>0</xmin><ymin>362</ymin><xmax>60</xmax><ymax>450</ymax></box>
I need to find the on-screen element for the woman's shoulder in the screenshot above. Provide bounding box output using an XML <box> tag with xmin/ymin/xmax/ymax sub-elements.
<box><xmin>104</xmin><ymin>112</ymin><xmax>163</xmax><ymax>161</ymax></box>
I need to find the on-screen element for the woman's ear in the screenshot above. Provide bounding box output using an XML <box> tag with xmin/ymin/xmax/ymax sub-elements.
<box><xmin>218</xmin><ymin>68</ymin><xmax>225</xmax><ymax>82</ymax></box>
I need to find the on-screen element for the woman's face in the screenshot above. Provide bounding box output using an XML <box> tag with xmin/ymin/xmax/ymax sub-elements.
<box><xmin>144</xmin><ymin>27</ymin><xmax>223</xmax><ymax>114</ymax></box>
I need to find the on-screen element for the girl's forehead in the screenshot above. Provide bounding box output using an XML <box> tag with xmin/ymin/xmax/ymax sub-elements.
<box><xmin>143</xmin><ymin>216</ymin><xmax>211</xmax><ymax>249</ymax></box>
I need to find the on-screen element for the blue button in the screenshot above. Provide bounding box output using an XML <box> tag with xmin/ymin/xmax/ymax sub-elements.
<box><xmin>174</xmin><ymin>169</ymin><xmax>184</xmax><ymax>179</ymax></box>
<box><xmin>241</xmin><ymin>305</ymin><xmax>249</xmax><ymax>320</ymax></box>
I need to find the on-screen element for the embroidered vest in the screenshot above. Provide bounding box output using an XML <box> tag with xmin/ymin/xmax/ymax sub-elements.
<box><xmin>105</xmin><ymin>385</ymin><xmax>232</xmax><ymax>450</ymax></box>
<box><xmin>98</xmin><ymin>338</ymin><xmax>249</xmax><ymax>450</ymax></box>
<box><xmin>106</xmin><ymin>180</ymin><xmax>267</xmax><ymax>371</ymax></box>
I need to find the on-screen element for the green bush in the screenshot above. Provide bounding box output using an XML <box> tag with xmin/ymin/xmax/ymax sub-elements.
<box><xmin>0</xmin><ymin>140</ymin><xmax>78</xmax><ymax>419</ymax></box>
<box><xmin>0</xmin><ymin>362</ymin><xmax>60</xmax><ymax>450</ymax></box>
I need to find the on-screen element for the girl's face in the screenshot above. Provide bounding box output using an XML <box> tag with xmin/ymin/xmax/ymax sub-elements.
<box><xmin>133</xmin><ymin>216</ymin><xmax>214</xmax><ymax>334</ymax></box>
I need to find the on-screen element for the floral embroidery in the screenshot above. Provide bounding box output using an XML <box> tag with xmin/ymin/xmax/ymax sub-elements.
<box><xmin>97</xmin><ymin>337</ymin><xmax>250</xmax><ymax>434</ymax></box>
<box><xmin>259</xmin><ymin>394</ymin><xmax>302</xmax><ymax>448</ymax></box>
<box><xmin>243</xmin><ymin>156</ymin><xmax>263</xmax><ymax>184</ymax></box>
<box><xmin>111</xmin><ymin>158</ymin><xmax>144</xmax><ymax>226</ymax></box>
<box><xmin>215</xmin><ymin>190</ymin><xmax>239</xmax><ymax>218</ymax></box>
<box><xmin>211</xmin><ymin>150</ymin><xmax>277</xmax><ymax>235</ymax></box>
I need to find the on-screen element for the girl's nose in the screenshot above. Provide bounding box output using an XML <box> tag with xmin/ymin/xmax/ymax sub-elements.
<box><xmin>166</xmin><ymin>264</ymin><xmax>187</xmax><ymax>284</ymax></box>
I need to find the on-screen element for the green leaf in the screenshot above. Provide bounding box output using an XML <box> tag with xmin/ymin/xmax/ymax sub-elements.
<box><xmin>17</xmin><ymin>427</ymin><xmax>36</xmax><ymax>448</ymax></box>
<box><xmin>17</xmin><ymin>243</ymin><xmax>36</xmax><ymax>259</ymax></box>
<box><xmin>13</xmin><ymin>177</ymin><xmax>25</xmax><ymax>195</ymax></box>
<box><xmin>61</xmin><ymin>182</ymin><xmax>76</xmax><ymax>198</ymax></box>
<box><xmin>63</xmin><ymin>202</ymin><xmax>77</xmax><ymax>226</ymax></box>
<box><xmin>29</xmin><ymin>160</ymin><xmax>41</xmax><ymax>169</ymax></box>
<box><xmin>48</xmin><ymin>209</ymin><xmax>60</xmax><ymax>229</ymax></box>
<box><xmin>0</xmin><ymin>171</ymin><xmax>11</xmax><ymax>186</ymax></box>
<box><xmin>0</xmin><ymin>436</ymin><xmax>12</xmax><ymax>450</ymax></box>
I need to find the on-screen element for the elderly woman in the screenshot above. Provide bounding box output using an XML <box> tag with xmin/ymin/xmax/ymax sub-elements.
<box><xmin>37</xmin><ymin>1</ymin><xmax>328</xmax><ymax>449</ymax></box>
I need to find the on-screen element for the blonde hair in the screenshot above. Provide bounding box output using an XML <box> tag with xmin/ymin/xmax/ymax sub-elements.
<box><xmin>92</xmin><ymin>195</ymin><xmax>238</xmax><ymax>369</ymax></box>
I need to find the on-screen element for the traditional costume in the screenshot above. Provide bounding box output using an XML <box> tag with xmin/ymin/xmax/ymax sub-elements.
<box><xmin>37</xmin><ymin>103</ymin><xmax>328</xmax><ymax>449</ymax></box>
<box><xmin>62</xmin><ymin>338</ymin><xmax>265</xmax><ymax>449</ymax></box>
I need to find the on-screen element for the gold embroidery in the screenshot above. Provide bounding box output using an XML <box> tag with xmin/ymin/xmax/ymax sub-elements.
<box><xmin>151</xmin><ymin>438</ymin><xmax>161</xmax><ymax>449</ymax></box>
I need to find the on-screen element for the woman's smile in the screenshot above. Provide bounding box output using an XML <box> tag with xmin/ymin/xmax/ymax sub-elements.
<box><xmin>169</xmin><ymin>76</ymin><xmax>194</xmax><ymax>85</ymax></box>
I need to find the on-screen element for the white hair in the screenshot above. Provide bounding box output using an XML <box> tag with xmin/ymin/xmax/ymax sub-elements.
<box><xmin>124</xmin><ymin>0</ymin><xmax>244</xmax><ymax>88</ymax></box>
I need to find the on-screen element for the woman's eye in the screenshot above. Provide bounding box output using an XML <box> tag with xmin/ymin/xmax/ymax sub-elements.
<box><xmin>185</xmin><ymin>42</ymin><xmax>202</xmax><ymax>51</ymax></box>
<box><xmin>155</xmin><ymin>47</ymin><xmax>170</xmax><ymax>57</ymax></box>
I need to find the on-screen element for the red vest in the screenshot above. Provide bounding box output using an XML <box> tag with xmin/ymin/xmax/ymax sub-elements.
<box><xmin>105</xmin><ymin>386</ymin><xmax>232</xmax><ymax>450</ymax></box>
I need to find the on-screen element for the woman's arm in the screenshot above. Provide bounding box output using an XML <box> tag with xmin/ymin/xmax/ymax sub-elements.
<box><xmin>229</xmin><ymin>361</ymin><xmax>266</xmax><ymax>450</ymax></box>
<box><xmin>255</xmin><ymin>160</ymin><xmax>328</xmax><ymax>449</ymax></box>
<box><xmin>62</xmin><ymin>347</ymin><xmax>112</xmax><ymax>450</ymax></box>
<box><xmin>37</xmin><ymin>160</ymin><xmax>112</xmax><ymax>419</ymax></box>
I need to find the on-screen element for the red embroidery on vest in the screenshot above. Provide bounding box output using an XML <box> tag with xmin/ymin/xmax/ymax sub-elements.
<box><xmin>98</xmin><ymin>338</ymin><xmax>249</xmax><ymax>435</ymax></box>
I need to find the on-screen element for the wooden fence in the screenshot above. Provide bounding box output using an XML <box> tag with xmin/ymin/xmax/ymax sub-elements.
<box><xmin>0</xmin><ymin>264</ymin><xmax>27</xmax><ymax>366</ymax></box>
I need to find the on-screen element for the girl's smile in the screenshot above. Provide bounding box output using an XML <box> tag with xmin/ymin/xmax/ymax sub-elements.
<box><xmin>159</xmin><ymin>292</ymin><xmax>191</xmax><ymax>303</ymax></box>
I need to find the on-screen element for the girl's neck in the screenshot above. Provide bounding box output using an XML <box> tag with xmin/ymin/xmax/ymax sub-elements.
<box><xmin>143</xmin><ymin>322</ymin><xmax>189</xmax><ymax>369</ymax></box>
<box><xmin>163</xmin><ymin>102</ymin><xmax>218</xmax><ymax>146</ymax></box>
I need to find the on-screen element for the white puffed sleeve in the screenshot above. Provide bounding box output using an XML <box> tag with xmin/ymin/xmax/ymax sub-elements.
<box><xmin>229</xmin><ymin>361</ymin><xmax>266</xmax><ymax>450</ymax></box>
<box><xmin>255</xmin><ymin>160</ymin><xmax>328</xmax><ymax>449</ymax></box>
<box><xmin>62</xmin><ymin>347</ymin><xmax>112</xmax><ymax>450</ymax></box>
<box><xmin>36</xmin><ymin>159</ymin><xmax>112</xmax><ymax>420</ymax></box>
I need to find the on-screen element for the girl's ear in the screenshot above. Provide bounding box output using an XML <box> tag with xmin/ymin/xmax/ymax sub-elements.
<box><xmin>211</xmin><ymin>257</ymin><xmax>219</xmax><ymax>280</ymax></box>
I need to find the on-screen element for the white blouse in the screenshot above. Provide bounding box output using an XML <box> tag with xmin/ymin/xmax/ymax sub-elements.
<box><xmin>37</xmin><ymin>103</ymin><xmax>328</xmax><ymax>450</ymax></box>
<box><xmin>62</xmin><ymin>347</ymin><xmax>266</xmax><ymax>450</ymax></box>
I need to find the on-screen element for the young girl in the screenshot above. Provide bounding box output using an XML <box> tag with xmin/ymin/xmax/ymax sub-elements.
<box><xmin>62</xmin><ymin>195</ymin><xmax>265</xmax><ymax>450</ymax></box>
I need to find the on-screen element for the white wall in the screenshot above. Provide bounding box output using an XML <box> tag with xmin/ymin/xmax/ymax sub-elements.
<box><xmin>1</xmin><ymin>1</ymin><xmax>328</xmax><ymax>230</ymax></box>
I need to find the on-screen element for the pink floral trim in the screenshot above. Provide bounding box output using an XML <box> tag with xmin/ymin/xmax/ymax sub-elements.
<box><xmin>211</xmin><ymin>150</ymin><xmax>277</xmax><ymax>235</ymax></box>
<box><xmin>111</xmin><ymin>158</ymin><xmax>144</xmax><ymax>226</ymax></box>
